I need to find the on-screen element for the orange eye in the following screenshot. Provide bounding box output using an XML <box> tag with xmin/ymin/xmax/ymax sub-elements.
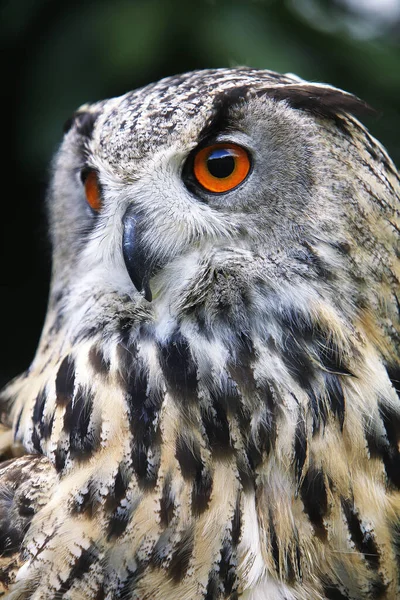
<box><xmin>193</xmin><ymin>143</ymin><xmax>251</xmax><ymax>193</ymax></box>
<box><xmin>84</xmin><ymin>170</ymin><xmax>102</xmax><ymax>211</ymax></box>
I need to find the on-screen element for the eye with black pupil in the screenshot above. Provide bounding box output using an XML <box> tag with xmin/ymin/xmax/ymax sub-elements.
<box><xmin>206</xmin><ymin>149</ymin><xmax>236</xmax><ymax>178</ymax></box>
<box><xmin>81</xmin><ymin>168</ymin><xmax>102</xmax><ymax>212</ymax></box>
<box><xmin>190</xmin><ymin>142</ymin><xmax>251</xmax><ymax>193</ymax></box>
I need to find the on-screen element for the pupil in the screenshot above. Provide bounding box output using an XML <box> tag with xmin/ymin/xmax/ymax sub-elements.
<box><xmin>207</xmin><ymin>149</ymin><xmax>235</xmax><ymax>178</ymax></box>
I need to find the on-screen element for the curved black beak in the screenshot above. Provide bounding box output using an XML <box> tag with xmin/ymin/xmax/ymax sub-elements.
<box><xmin>122</xmin><ymin>209</ymin><xmax>152</xmax><ymax>302</ymax></box>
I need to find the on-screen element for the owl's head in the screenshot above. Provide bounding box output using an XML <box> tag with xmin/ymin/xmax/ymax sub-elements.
<box><xmin>43</xmin><ymin>67</ymin><xmax>398</xmax><ymax>362</ymax></box>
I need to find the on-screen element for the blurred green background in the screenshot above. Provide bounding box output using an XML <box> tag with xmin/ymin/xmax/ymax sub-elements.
<box><xmin>1</xmin><ymin>0</ymin><xmax>399</xmax><ymax>387</ymax></box>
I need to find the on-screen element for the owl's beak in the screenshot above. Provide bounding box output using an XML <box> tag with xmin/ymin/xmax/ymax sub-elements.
<box><xmin>122</xmin><ymin>208</ymin><xmax>153</xmax><ymax>302</ymax></box>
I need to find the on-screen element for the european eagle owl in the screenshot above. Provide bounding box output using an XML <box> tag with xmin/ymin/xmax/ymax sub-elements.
<box><xmin>0</xmin><ymin>68</ymin><xmax>399</xmax><ymax>600</ymax></box>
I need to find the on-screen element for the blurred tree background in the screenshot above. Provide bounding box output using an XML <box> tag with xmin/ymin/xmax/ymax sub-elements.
<box><xmin>1</xmin><ymin>0</ymin><xmax>399</xmax><ymax>387</ymax></box>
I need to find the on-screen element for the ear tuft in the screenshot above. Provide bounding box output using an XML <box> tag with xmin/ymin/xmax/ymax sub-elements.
<box><xmin>63</xmin><ymin>110</ymin><xmax>100</xmax><ymax>138</ymax></box>
<box><xmin>259</xmin><ymin>84</ymin><xmax>377</xmax><ymax>119</ymax></box>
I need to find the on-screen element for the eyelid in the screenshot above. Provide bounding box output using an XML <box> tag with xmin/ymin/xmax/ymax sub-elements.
<box><xmin>80</xmin><ymin>166</ymin><xmax>93</xmax><ymax>184</ymax></box>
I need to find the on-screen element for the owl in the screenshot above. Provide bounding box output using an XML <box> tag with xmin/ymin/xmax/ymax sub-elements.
<box><xmin>0</xmin><ymin>67</ymin><xmax>399</xmax><ymax>600</ymax></box>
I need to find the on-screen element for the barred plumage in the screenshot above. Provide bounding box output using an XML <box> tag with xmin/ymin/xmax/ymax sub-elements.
<box><xmin>0</xmin><ymin>67</ymin><xmax>399</xmax><ymax>599</ymax></box>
